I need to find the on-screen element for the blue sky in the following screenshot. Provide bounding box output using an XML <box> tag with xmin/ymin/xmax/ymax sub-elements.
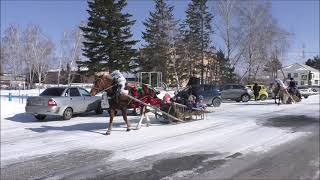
<box><xmin>1</xmin><ymin>0</ymin><xmax>319</xmax><ymax>65</ymax></box>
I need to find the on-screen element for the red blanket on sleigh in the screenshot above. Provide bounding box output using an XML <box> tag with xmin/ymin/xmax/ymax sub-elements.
<box><xmin>127</xmin><ymin>83</ymin><xmax>162</xmax><ymax>108</ymax></box>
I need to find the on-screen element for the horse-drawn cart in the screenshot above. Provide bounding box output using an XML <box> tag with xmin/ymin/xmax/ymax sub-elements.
<box><xmin>123</xmin><ymin>83</ymin><xmax>210</xmax><ymax>126</ymax></box>
<box><xmin>90</xmin><ymin>73</ymin><xmax>212</xmax><ymax>134</ymax></box>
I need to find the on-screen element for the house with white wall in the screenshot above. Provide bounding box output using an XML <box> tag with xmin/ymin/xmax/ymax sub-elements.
<box><xmin>278</xmin><ymin>63</ymin><xmax>320</xmax><ymax>86</ymax></box>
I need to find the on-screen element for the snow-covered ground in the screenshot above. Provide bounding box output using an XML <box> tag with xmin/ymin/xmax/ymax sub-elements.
<box><xmin>1</xmin><ymin>95</ymin><xmax>319</xmax><ymax>167</ymax></box>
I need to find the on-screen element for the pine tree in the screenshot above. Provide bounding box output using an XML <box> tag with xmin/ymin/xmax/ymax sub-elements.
<box><xmin>80</xmin><ymin>0</ymin><xmax>138</xmax><ymax>74</ymax></box>
<box><xmin>305</xmin><ymin>56</ymin><xmax>320</xmax><ymax>71</ymax></box>
<box><xmin>140</xmin><ymin>0</ymin><xmax>179</xmax><ymax>84</ymax></box>
<box><xmin>182</xmin><ymin>0</ymin><xmax>213</xmax><ymax>84</ymax></box>
<box><xmin>216</xmin><ymin>50</ymin><xmax>236</xmax><ymax>84</ymax></box>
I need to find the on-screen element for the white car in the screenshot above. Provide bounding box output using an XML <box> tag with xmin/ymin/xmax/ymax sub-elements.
<box><xmin>297</xmin><ymin>86</ymin><xmax>318</xmax><ymax>98</ymax></box>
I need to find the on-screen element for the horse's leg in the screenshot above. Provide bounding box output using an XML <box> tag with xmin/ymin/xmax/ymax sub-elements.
<box><xmin>122</xmin><ymin>107</ymin><xmax>131</xmax><ymax>132</ymax></box>
<box><xmin>136</xmin><ymin>106</ymin><xmax>145</xmax><ymax>130</ymax></box>
<box><xmin>106</xmin><ymin>109</ymin><xmax>115</xmax><ymax>135</ymax></box>
<box><xmin>273</xmin><ymin>91</ymin><xmax>277</xmax><ymax>104</ymax></box>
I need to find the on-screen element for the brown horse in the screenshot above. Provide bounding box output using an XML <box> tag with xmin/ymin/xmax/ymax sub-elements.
<box><xmin>90</xmin><ymin>73</ymin><xmax>131</xmax><ymax>135</ymax></box>
<box><xmin>271</xmin><ymin>79</ymin><xmax>290</xmax><ymax>105</ymax></box>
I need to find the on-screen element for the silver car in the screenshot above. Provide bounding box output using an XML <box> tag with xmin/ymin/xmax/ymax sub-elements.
<box><xmin>25</xmin><ymin>87</ymin><xmax>102</xmax><ymax>120</ymax></box>
<box><xmin>220</xmin><ymin>84</ymin><xmax>253</xmax><ymax>102</ymax></box>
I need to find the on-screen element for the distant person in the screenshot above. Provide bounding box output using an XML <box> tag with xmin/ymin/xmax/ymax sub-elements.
<box><xmin>253</xmin><ymin>83</ymin><xmax>261</xmax><ymax>101</ymax></box>
<box><xmin>288</xmin><ymin>77</ymin><xmax>297</xmax><ymax>94</ymax></box>
<box><xmin>187</xmin><ymin>71</ymin><xmax>200</xmax><ymax>99</ymax></box>
<box><xmin>289</xmin><ymin>78</ymin><xmax>296</xmax><ymax>88</ymax></box>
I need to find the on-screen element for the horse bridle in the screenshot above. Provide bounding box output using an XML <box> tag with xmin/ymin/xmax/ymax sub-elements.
<box><xmin>92</xmin><ymin>77</ymin><xmax>115</xmax><ymax>95</ymax></box>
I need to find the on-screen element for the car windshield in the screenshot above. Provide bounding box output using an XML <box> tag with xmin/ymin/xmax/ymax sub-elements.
<box><xmin>40</xmin><ymin>88</ymin><xmax>66</xmax><ymax>96</ymax></box>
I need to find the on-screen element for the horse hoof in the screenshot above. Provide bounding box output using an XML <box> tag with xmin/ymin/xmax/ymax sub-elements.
<box><xmin>126</xmin><ymin>128</ymin><xmax>131</xmax><ymax>132</ymax></box>
<box><xmin>106</xmin><ymin>131</ymin><xmax>111</xmax><ymax>135</ymax></box>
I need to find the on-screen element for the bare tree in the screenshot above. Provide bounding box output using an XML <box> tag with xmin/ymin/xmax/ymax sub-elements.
<box><xmin>0</xmin><ymin>45</ymin><xmax>5</xmax><ymax>74</ymax></box>
<box><xmin>22</xmin><ymin>25</ymin><xmax>37</xmax><ymax>88</ymax></box>
<box><xmin>1</xmin><ymin>24</ymin><xmax>24</xmax><ymax>77</ymax></box>
<box><xmin>22</xmin><ymin>25</ymin><xmax>54</xmax><ymax>87</ymax></box>
<box><xmin>235</xmin><ymin>1</ymin><xmax>275</xmax><ymax>82</ymax></box>
<box><xmin>58</xmin><ymin>24</ymin><xmax>84</xmax><ymax>85</ymax></box>
<box><xmin>57</xmin><ymin>30</ymin><xmax>68</xmax><ymax>86</ymax></box>
<box><xmin>264</xmin><ymin>19</ymin><xmax>290</xmax><ymax>79</ymax></box>
<box><xmin>214</xmin><ymin>0</ymin><xmax>238</xmax><ymax>63</ymax></box>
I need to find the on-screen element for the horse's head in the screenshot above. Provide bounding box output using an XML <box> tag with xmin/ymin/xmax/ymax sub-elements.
<box><xmin>90</xmin><ymin>72</ymin><xmax>113</xmax><ymax>96</ymax></box>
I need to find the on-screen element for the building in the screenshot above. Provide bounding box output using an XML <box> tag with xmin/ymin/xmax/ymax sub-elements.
<box><xmin>0</xmin><ymin>73</ymin><xmax>27</xmax><ymax>89</ymax></box>
<box><xmin>278</xmin><ymin>63</ymin><xmax>320</xmax><ymax>86</ymax></box>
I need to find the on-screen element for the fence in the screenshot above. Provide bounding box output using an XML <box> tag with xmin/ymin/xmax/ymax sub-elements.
<box><xmin>1</xmin><ymin>83</ymin><xmax>93</xmax><ymax>104</ymax></box>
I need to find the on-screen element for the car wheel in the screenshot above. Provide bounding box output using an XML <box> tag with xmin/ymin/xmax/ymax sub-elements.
<box><xmin>260</xmin><ymin>95</ymin><xmax>267</xmax><ymax>101</ymax></box>
<box><xmin>212</xmin><ymin>98</ymin><xmax>222</xmax><ymax>107</ymax></box>
<box><xmin>241</xmin><ymin>94</ymin><xmax>250</xmax><ymax>102</ymax></box>
<box><xmin>304</xmin><ymin>95</ymin><xmax>309</xmax><ymax>99</ymax></box>
<box><xmin>63</xmin><ymin>107</ymin><xmax>73</xmax><ymax>120</ymax></box>
<box><xmin>35</xmin><ymin>114</ymin><xmax>46</xmax><ymax>120</ymax></box>
<box><xmin>95</xmin><ymin>104</ymin><xmax>103</xmax><ymax>114</ymax></box>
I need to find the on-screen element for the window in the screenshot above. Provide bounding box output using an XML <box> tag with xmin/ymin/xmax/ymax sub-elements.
<box><xmin>287</xmin><ymin>73</ymin><xmax>291</xmax><ymax>78</ymax></box>
<box><xmin>315</xmin><ymin>80</ymin><xmax>319</xmax><ymax>85</ymax></box>
<box><xmin>301</xmin><ymin>81</ymin><xmax>304</xmax><ymax>86</ymax></box>
<box><xmin>233</xmin><ymin>85</ymin><xmax>244</xmax><ymax>89</ymax></box>
<box><xmin>40</xmin><ymin>88</ymin><xmax>66</xmax><ymax>96</ymax></box>
<box><xmin>301</xmin><ymin>75</ymin><xmax>308</xmax><ymax>80</ymax></box>
<box><xmin>223</xmin><ymin>85</ymin><xmax>232</xmax><ymax>90</ymax></box>
<box><xmin>203</xmin><ymin>85</ymin><xmax>211</xmax><ymax>91</ymax></box>
<box><xmin>79</xmin><ymin>88</ymin><xmax>91</xmax><ymax>96</ymax></box>
<box><xmin>294</xmin><ymin>73</ymin><xmax>298</xmax><ymax>78</ymax></box>
<box><xmin>69</xmin><ymin>88</ymin><xmax>81</xmax><ymax>97</ymax></box>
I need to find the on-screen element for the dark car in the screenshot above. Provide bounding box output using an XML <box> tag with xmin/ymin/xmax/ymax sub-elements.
<box><xmin>174</xmin><ymin>84</ymin><xmax>222</xmax><ymax>107</ymax></box>
<box><xmin>199</xmin><ymin>84</ymin><xmax>222</xmax><ymax>107</ymax></box>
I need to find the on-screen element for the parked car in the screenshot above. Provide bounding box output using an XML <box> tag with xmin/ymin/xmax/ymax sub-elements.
<box><xmin>297</xmin><ymin>86</ymin><xmax>318</xmax><ymax>98</ymax></box>
<box><xmin>174</xmin><ymin>84</ymin><xmax>222</xmax><ymax>107</ymax></box>
<box><xmin>199</xmin><ymin>85</ymin><xmax>222</xmax><ymax>107</ymax></box>
<box><xmin>25</xmin><ymin>87</ymin><xmax>102</xmax><ymax>120</ymax></box>
<box><xmin>219</xmin><ymin>84</ymin><xmax>253</xmax><ymax>102</ymax></box>
<box><xmin>246</xmin><ymin>84</ymin><xmax>269</xmax><ymax>100</ymax></box>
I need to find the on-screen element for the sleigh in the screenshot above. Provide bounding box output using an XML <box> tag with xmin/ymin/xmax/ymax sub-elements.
<box><xmin>124</xmin><ymin>83</ymin><xmax>210</xmax><ymax>126</ymax></box>
<box><xmin>159</xmin><ymin>102</ymin><xmax>208</xmax><ymax>122</ymax></box>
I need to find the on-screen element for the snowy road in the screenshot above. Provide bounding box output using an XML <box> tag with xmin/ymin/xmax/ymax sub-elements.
<box><xmin>1</xmin><ymin>95</ymin><xmax>319</xmax><ymax>179</ymax></box>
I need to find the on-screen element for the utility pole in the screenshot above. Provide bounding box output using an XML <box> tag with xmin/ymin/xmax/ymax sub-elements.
<box><xmin>302</xmin><ymin>43</ymin><xmax>306</xmax><ymax>61</ymax></box>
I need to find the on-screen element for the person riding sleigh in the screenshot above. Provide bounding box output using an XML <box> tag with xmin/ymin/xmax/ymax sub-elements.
<box><xmin>110</xmin><ymin>70</ymin><xmax>126</xmax><ymax>103</ymax></box>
